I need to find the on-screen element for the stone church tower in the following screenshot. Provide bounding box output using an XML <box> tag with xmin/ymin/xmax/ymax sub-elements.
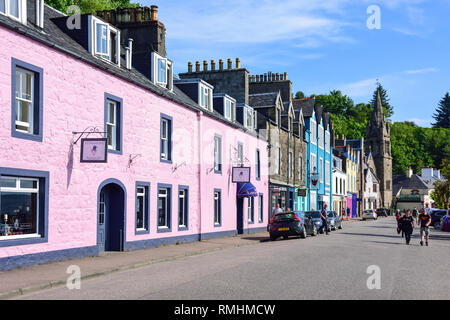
<box><xmin>365</xmin><ymin>90</ymin><xmax>393</xmax><ymax>208</ymax></box>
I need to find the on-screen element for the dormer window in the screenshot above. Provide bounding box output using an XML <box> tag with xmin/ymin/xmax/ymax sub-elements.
<box><xmin>224</xmin><ymin>98</ymin><xmax>236</xmax><ymax>121</ymax></box>
<box><xmin>199</xmin><ymin>84</ymin><xmax>213</xmax><ymax>111</ymax></box>
<box><xmin>244</xmin><ymin>106</ymin><xmax>257</xmax><ymax>130</ymax></box>
<box><xmin>151</xmin><ymin>52</ymin><xmax>173</xmax><ymax>91</ymax></box>
<box><xmin>0</xmin><ymin>0</ymin><xmax>26</xmax><ymax>24</ymax></box>
<box><xmin>91</xmin><ymin>16</ymin><xmax>120</xmax><ymax>66</ymax></box>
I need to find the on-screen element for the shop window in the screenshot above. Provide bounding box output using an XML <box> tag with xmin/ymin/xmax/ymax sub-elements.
<box><xmin>104</xmin><ymin>93</ymin><xmax>122</xmax><ymax>154</ymax></box>
<box><xmin>157</xmin><ymin>185</ymin><xmax>172</xmax><ymax>232</ymax></box>
<box><xmin>135</xmin><ymin>182</ymin><xmax>150</xmax><ymax>234</ymax></box>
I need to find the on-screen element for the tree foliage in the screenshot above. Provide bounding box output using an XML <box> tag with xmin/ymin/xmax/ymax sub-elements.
<box><xmin>45</xmin><ymin>0</ymin><xmax>139</xmax><ymax>14</ymax></box>
<box><xmin>432</xmin><ymin>92</ymin><xmax>450</xmax><ymax>129</ymax></box>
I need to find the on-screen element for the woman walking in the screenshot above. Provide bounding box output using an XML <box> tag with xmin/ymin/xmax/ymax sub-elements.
<box><xmin>400</xmin><ymin>209</ymin><xmax>415</xmax><ymax>245</ymax></box>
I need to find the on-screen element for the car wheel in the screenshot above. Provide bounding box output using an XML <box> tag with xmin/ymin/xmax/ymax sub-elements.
<box><xmin>338</xmin><ymin>223</ymin><xmax>342</xmax><ymax>230</ymax></box>
<box><xmin>300</xmin><ymin>226</ymin><xmax>307</xmax><ymax>239</ymax></box>
<box><xmin>311</xmin><ymin>225</ymin><xmax>317</xmax><ymax>236</ymax></box>
<box><xmin>270</xmin><ymin>235</ymin><xmax>277</xmax><ymax>241</ymax></box>
<box><xmin>283</xmin><ymin>235</ymin><xmax>289</xmax><ymax>240</ymax></box>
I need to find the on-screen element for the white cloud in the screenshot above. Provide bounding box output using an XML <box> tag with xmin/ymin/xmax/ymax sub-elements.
<box><xmin>403</xmin><ymin>68</ymin><xmax>437</xmax><ymax>74</ymax></box>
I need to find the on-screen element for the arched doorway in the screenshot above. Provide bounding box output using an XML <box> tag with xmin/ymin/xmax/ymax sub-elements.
<box><xmin>97</xmin><ymin>180</ymin><xmax>126</xmax><ymax>252</ymax></box>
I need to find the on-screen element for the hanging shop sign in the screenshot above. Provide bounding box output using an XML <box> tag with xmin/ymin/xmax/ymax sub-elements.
<box><xmin>297</xmin><ymin>189</ymin><xmax>307</xmax><ymax>197</ymax></box>
<box><xmin>80</xmin><ymin>138</ymin><xmax>108</xmax><ymax>163</ymax></box>
<box><xmin>310</xmin><ymin>172</ymin><xmax>319</xmax><ymax>190</ymax></box>
<box><xmin>232</xmin><ymin>167</ymin><xmax>251</xmax><ymax>183</ymax></box>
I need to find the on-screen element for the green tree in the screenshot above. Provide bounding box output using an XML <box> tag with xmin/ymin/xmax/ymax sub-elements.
<box><xmin>432</xmin><ymin>93</ymin><xmax>450</xmax><ymax>128</ymax></box>
<box><xmin>294</xmin><ymin>91</ymin><xmax>306</xmax><ymax>99</ymax></box>
<box><xmin>370</xmin><ymin>82</ymin><xmax>394</xmax><ymax>119</ymax></box>
<box><xmin>45</xmin><ymin>0</ymin><xmax>139</xmax><ymax>14</ymax></box>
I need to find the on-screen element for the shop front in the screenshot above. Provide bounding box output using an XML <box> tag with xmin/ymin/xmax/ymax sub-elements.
<box><xmin>270</xmin><ymin>185</ymin><xmax>288</xmax><ymax>214</ymax></box>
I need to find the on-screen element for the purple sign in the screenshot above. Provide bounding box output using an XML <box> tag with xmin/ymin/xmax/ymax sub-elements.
<box><xmin>80</xmin><ymin>138</ymin><xmax>108</xmax><ymax>163</ymax></box>
<box><xmin>232</xmin><ymin>167</ymin><xmax>251</xmax><ymax>183</ymax></box>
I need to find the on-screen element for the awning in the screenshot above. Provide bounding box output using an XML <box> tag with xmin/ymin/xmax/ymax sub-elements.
<box><xmin>237</xmin><ymin>183</ymin><xmax>258</xmax><ymax>198</ymax></box>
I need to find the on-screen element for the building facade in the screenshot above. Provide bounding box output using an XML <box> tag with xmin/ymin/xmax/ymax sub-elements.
<box><xmin>0</xmin><ymin>3</ymin><xmax>269</xmax><ymax>270</ymax></box>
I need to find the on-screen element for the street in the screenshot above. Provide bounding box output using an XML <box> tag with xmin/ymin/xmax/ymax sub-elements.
<box><xmin>16</xmin><ymin>217</ymin><xmax>450</xmax><ymax>300</ymax></box>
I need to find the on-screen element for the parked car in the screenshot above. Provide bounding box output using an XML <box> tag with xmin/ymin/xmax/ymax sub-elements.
<box><xmin>430</xmin><ymin>210</ymin><xmax>447</xmax><ymax>229</ymax></box>
<box><xmin>376</xmin><ymin>208</ymin><xmax>388</xmax><ymax>217</ymax></box>
<box><xmin>362</xmin><ymin>209</ymin><xmax>377</xmax><ymax>220</ymax></box>
<box><xmin>305</xmin><ymin>211</ymin><xmax>330</xmax><ymax>234</ymax></box>
<box><xmin>327</xmin><ymin>211</ymin><xmax>342</xmax><ymax>230</ymax></box>
<box><xmin>268</xmin><ymin>211</ymin><xmax>318</xmax><ymax>241</ymax></box>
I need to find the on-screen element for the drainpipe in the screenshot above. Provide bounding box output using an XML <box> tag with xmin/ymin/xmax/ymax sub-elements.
<box><xmin>198</xmin><ymin>111</ymin><xmax>203</xmax><ymax>240</ymax></box>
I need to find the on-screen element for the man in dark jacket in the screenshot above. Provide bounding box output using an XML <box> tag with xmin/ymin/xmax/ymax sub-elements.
<box><xmin>320</xmin><ymin>204</ymin><xmax>330</xmax><ymax>235</ymax></box>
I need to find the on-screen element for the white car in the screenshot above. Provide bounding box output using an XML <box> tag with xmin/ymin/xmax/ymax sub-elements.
<box><xmin>362</xmin><ymin>210</ymin><xmax>377</xmax><ymax>220</ymax></box>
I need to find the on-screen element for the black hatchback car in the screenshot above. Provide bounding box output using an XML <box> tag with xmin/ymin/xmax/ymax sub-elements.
<box><xmin>376</xmin><ymin>208</ymin><xmax>388</xmax><ymax>217</ymax></box>
<box><xmin>268</xmin><ymin>211</ymin><xmax>317</xmax><ymax>241</ymax></box>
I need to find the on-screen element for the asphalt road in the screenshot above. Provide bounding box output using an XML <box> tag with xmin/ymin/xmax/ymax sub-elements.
<box><xmin>17</xmin><ymin>217</ymin><xmax>450</xmax><ymax>300</ymax></box>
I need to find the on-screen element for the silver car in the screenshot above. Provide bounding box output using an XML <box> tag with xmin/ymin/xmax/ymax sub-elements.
<box><xmin>362</xmin><ymin>209</ymin><xmax>377</xmax><ymax>220</ymax></box>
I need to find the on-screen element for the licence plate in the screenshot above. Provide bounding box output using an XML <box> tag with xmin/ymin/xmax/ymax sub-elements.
<box><xmin>278</xmin><ymin>228</ymin><xmax>289</xmax><ymax>231</ymax></box>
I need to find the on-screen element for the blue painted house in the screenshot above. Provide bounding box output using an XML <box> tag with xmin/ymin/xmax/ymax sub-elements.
<box><xmin>293</xmin><ymin>99</ymin><xmax>333</xmax><ymax>211</ymax></box>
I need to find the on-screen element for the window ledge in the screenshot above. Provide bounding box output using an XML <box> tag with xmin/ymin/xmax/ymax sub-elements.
<box><xmin>0</xmin><ymin>234</ymin><xmax>41</xmax><ymax>241</ymax></box>
<box><xmin>157</xmin><ymin>226</ymin><xmax>172</xmax><ymax>233</ymax></box>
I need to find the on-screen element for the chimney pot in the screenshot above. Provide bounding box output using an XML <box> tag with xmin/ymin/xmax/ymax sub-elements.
<box><xmin>136</xmin><ymin>7</ymin><xmax>143</xmax><ymax>22</ymax></box>
<box><xmin>203</xmin><ymin>60</ymin><xmax>208</xmax><ymax>71</ymax></box>
<box><xmin>150</xmin><ymin>5</ymin><xmax>158</xmax><ymax>21</ymax></box>
<box><xmin>284</xmin><ymin>72</ymin><xmax>288</xmax><ymax>80</ymax></box>
<box><xmin>264</xmin><ymin>73</ymin><xmax>267</xmax><ymax>81</ymax></box>
<box><xmin>129</xmin><ymin>8</ymin><xmax>136</xmax><ymax>23</ymax></box>
<box><xmin>256</xmin><ymin>75</ymin><xmax>260</xmax><ymax>82</ymax></box>
<box><xmin>219</xmin><ymin>59</ymin><xmax>224</xmax><ymax>70</ymax></box>
<box><xmin>211</xmin><ymin>60</ymin><xmax>216</xmax><ymax>71</ymax></box>
<box><xmin>196</xmin><ymin>61</ymin><xmax>201</xmax><ymax>72</ymax></box>
<box><xmin>236</xmin><ymin>58</ymin><xmax>241</xmax><ymax>69</ymax></box>
<box><xmin>227</xmin><ymin>58</ymin><xmax>232</xmax><ymax>70</ymax></box>
<box><xmin>144</xmin><ymin>6</ymin><xmax>151</xmax><ymax>21</ymax></box>
<box><xmin>272</xmin><ymin>73</ymin><xmax>276</xmax><ymax>81</ymax></box>
<box><xmin>123</xmin><ymin>8</ymin><xmax>130</xmax><ymax>22</ymax></box>
<box><xmin>276</xmin><ymin>73</ymin><xmax>280</xmax><ymax>81</ymax></box>
<box><xmin>188</xmin><ymin>62</ymin><xmax>193</xmax><ymax>73</ymax></box>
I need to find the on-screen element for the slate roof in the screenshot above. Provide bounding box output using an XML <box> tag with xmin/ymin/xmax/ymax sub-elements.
<box><xmin>248</xmin><ymin>92</ymin><xmax>280</xmax><ymax>109</ymax></box>
<box><xmin>347</xmin><ymin>139</ymin><xmax>363</xmax><ymax>150</ymax></box>
<box><xmin>0</xmin><ymin>4</ymin><xmax>263</xmax><ymax>138</ymax></box>
<box><xmin>393</xmin><ymin>174</ymin><xmax>430</xmax><ymax>196</ymax></box>
<box><xmin>292</xmin><ymin>99</ymin><xmax>315</xmax><ymax>117</ymax></box>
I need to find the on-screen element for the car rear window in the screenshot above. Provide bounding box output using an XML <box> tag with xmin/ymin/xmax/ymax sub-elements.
<box><xmin>274</xmin><ymin>213</ymin><xmax>295</xmax><ymax>221</ymax></box>
<box><xmin>306</xmin><ymin>211</ymin><xmax>320</xmax><ymax>218</ymax></box>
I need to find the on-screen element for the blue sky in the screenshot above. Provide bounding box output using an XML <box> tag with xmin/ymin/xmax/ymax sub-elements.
<box><xmin>142</xmin><ymin>0</ymin><xmax>450</xmax><ymax>126</ymax></box>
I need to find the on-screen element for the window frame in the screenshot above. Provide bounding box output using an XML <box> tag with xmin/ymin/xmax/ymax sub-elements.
<box><xmin>214</xmin><ymin>134</ymin><xmax>222</xmax><ymax>174</ymax></box>
<box><xmin>90</xmin><ymin>16</ymin><xmax>120</xmax><ymax>66</ymax></box>
<box><xmin>310</xmin><ymin>119</ymin><xmax>317</xmax><ymax>145</ymax></box>
<box><xmin>135</xmin><ymin>182</ymin><xmax>150</xmax><ymax>235</ymax></box>
<box><xmin>255</xmin><ymin>149</ymin><xmax>261</xmax><ymax>181</ymax></box>
<box><xmin>160</xmin><ymin>114</ymin><xmax>173</xmax><ymax>163</ymax></box>
<box><xmin>320</xmin><ymin>158</ymin><xmax>323</xmax><ymax>183</ymax></box>
<box><xmin>11</xmin><ymin>58</ymin><xmax>43</xmax><ymax>142</ymax></box>
<box><xmin>325</xmin><ymin>160</ymin><xmax>330</xmax><ymax>185</ymax></box>
<box><xmin>288</xmin><ymin>152</ymin><xmax>293</xmax><ymax>178</ymax></box>
<box><xmin>224</xmin><ymin>98</ymin><xmax>236</xmax><ymax>121</ymax></box>
<box><xmin>0</xmin><ymin>168</ymin><xmax>49</xmax><ymax>247</ymax></box>
<box><xmin>199</xmin><ymin>84</ymin><xmax>213</xmax><ymax>111</ymax></box>
<box><xmin>248</xmin><ymin>196</ymin><xmax>254</xmax><ymax>224</ymax></box>
<box><xmin>104</xmin><ymin>93</ymin><xmax>123</xmax><ymax>155</ymax></box>
<box><xmin>0</xmin><ymin>0</ymin><xmax>24</xmax><ymax>23</ymax></box>
<box><xmin>318</xmin><ymin>124</ymin><xmax>324</xmax><ymax>149</ymax></box>
<box><xmin>258</xmin><ymin>194</ymin><xmax>264</xmax><ymax>223</ymax></box>
<box><xmin>214</xmin><ymin>189</ymin><xmax>222</xmax><ymax>227</ymax></box>
<box><xmin>157</xmin><ymin>184</ymin><xmax>172</xmax><ymax>233</ymax></box>
<box><xmin>178</xmin><ymin>186</ymin><xmax>189</xmax><ymax>231</ymax></box>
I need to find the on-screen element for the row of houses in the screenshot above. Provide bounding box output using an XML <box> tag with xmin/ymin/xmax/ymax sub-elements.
<box><xmin>0</xmin><ymin>2</ymin><xmax>390</xmax><ymax>270</ymax></box>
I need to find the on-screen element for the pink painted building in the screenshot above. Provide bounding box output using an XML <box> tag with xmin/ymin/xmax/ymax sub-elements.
<box><xmin>0</xmin><ymin>2</ymin><xmax>269</xmax><ymax>270</ymax></box>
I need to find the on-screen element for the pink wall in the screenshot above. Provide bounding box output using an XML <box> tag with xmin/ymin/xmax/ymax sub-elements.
<box><xmin>0</xmin><ymin>25</ymin><xmax>269</xmax><ymax>259</ymax></box>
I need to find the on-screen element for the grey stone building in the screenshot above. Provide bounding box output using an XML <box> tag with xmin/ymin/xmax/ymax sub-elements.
<box><xmin>365</xmin><ymin>90</ymin><xmax>393</xmax><ymax>208</ymax></box>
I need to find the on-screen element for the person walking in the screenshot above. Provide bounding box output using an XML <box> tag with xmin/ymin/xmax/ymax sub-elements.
<box><xmin>395</xmin><ymin>209</ymin><xmax>403</xmax><ymax>236</ymax></box>
<box><xmin>417</xmin><ymin>208</ymin><xmax>431</xmax><ymax>246</ymax></box>
<box><xmin>412</xmin><ymin>207</ymin><xmax>418</xmax><ymax>218</ymax></box>
<box><xmin>400</xmin><ymin>209</ymin><xmax>415</xmax><ymax>245</ymax></box>
<box><xmin>320</xmin><ymin>204</ymin><xmax>330</xmax><ymax>235</ymax></box>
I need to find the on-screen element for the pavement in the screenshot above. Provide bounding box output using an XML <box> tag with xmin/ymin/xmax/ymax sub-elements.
<box><xmin>4</xmin><ymin>217</ymin><xmax>449</xmax><ymax>300</ymax></box>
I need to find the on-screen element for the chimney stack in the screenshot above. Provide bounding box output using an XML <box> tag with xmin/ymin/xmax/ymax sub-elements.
<box><xmin>196</xmin><ymin>61</ymin><xmax>201</xmax><ymax>72</ymax></box>
<box><xmin>227</xmin><ymin>58</ymin><xmax>232</xmax><ymax>70</ymax></box>
<box><xmin>211</xmin><ymin>60</ymin><xmax>216</xmax><ymax>71</ymax></box>
<box><xmin>284</xmin><ymin>72</ymin><xmax>288</xmax><ymax>80</ymax></box>
<box><xmin>236</xmin><ymin>58</ymin><xmax>241</xmax><ymax>69</ymax></box>
<box><xmin>188</xmin><ymin>62</ymin><xmax>193</xmax><ymax>73</ymax></box>
<box><xmin>203</xmin><ymin>60</ymin><xmax>208</xmax><ymax>71</ymax></box>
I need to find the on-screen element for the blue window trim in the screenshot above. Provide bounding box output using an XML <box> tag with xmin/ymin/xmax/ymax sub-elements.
<box><xmin>248</xmin><ymin>196</ymin><xmax>255</xmax><ymax>225</ymax></box>
<box><xmin>177</xmin><ymin>185</ymin><xmax>189</xmax><ymax>231</ymax></box>
<box><xmin>258</xmin><ymin>193</ymin><xmax>264</xmax><ymax>223</ymax></box>
<box><xmin>135</xmin><ymin>181</ymin><xmax>150</xmax><ymax>235</ymax></box>
<box><xmin>11</xmin><ymin>58</ymin><xmax>44</xmax><ymax>142</ymax></box>
<box><xmin>214</xmin><ymin>134</ymin><xmax>222</xmax><ymax>174</ymax></box>
<box><xmin>157</xmin><ymin>183</ymin><xmax>172</xmax><ymax>233</ymax></box>
<box><xmin>0</xmin><ymin>167</ymin><xmax>49</xmax><ymax>248</ymax></box>
<box><xmin>160</xmin><ymin>113</ymin><xmax>173</xmax><ymax>164</ymax></box>
<box><xmin>255</xmin><ymin>148</ymin><xmax>261</xmax><ymax>181</ymax></box>
<box><xmin>104</xmin><ymin>92</ymin><xmax>123</xmax><ymax>155</ymax></box>
<box><xmin>214</xmin><ymin>188</ymin><xmax>222</xmax><ymax>227</ymax></box>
